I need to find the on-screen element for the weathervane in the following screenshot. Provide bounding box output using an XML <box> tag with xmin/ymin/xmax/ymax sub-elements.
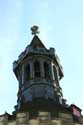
<box><xmin>31</xmin><ymin>25</ymin><xmax>40</xmax><ymax>35</ymax></box>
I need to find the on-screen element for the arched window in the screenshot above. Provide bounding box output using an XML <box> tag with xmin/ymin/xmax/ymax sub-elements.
<box><xmin>34</xmin><ymin>61</ymin><xmax>40</xmax><ymax>78</ymax></box>
<box><xmin>44</xmin><ymin>62</ymin><xmax>50</xmax><ymax>79</ymax></box>
<box><xmin>25</xmin><ymin>64</ymin><xmax>30</xmax><ymax>82</ymax></box>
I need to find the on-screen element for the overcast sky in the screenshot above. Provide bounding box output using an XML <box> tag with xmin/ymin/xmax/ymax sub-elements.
<box><xmin>0</xmin><ymin>0</ymin><xmax>83</xmax><ymax>114</ymax></box>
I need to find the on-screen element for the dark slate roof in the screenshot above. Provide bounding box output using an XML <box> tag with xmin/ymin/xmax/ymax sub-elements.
<box><xmin>29</xmin><ymin>35</ymin><xmax>47</xmax><ymax>50</ymax></box>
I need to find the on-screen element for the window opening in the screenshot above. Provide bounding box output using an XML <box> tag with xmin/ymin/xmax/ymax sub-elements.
<box><xmin>34</xmin><ymin>61</ymin><xmax>40</xmax><ymax>78</ymax></box>
<box><xmin>53</xmin><ymin>65</ymin><xmax>59</xmax><ymax>87</ymax></box>
<box><xmin>53</xmin><ymin>66</ymin><xmax>58</xmax><ymax>81</ymax></box>
<box><xmin>44</xmin><ymin>62</ymin><xmax>50</xmax><ymax>79</ymax></box>
<box><xmin>25</xmin><ymin>64</ymin><xmax>30</xmax><ymax>82</ymax></box>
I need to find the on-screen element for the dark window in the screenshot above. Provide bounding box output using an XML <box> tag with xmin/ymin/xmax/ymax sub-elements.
<box><xmin>34</xmin><ymin>61</ymin><xmax>40</xmax><ymax>78</ymax></box>
<box><xmin>44</xmin><ymin>62</ymin><xmax>50</xmax><ymax>79</ymax></box>
<box><xmin>25</xmin><ymin>64</ymin><xmax>30</xmax><ymax>81</ymax></box>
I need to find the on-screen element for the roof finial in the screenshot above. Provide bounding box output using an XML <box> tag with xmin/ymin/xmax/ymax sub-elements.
<box><xmin>31</xmin><ymin>25</ymin><xmax>40</xmax><ymax>35</ymax></box>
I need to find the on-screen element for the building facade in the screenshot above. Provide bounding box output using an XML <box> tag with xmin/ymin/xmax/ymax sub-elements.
<box><xmin>0</xmin><ymin>26</ymin><xmax>83</xmax><ymax>125</ymax></box>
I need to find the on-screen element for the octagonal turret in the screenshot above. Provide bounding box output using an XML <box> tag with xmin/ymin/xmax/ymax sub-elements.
<box><xmin>13</xmin><ymin>30</ymin><xmax>64</xmax><ymax>111</ymax></box>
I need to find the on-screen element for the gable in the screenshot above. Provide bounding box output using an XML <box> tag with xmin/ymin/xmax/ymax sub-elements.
<box><xmin>70</xmin><ymin>104</ymin><xmax>81</xmax><ymax>117</ymax></box>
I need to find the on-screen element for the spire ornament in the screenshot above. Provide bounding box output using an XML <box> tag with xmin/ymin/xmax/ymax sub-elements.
<box><xmin>31</xmin><ymin>25</ymin><xmax>40</xmax><ymax>35</ymax></box>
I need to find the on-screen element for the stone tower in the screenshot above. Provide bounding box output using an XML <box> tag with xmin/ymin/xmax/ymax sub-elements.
<box><xmin>0</xmin><ymin>26</ymin><xmax>82</xmax><ymax>125</ymax></box>
<box><xmin>13</xmin><ymin>26</ymin><xmax>64</xmax><ymax>114</ymax></box>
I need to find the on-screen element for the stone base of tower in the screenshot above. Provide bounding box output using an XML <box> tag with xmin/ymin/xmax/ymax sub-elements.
<box><xmin>0</xmin><ymin>110</ymin><xmax>83</xmax><ymax>125</ymax></box>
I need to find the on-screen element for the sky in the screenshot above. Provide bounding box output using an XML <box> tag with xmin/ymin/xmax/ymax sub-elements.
<box><xmin>0</xmin><ymin>0</ymin><xmax>83</xmax><ymax>114</ymax></box>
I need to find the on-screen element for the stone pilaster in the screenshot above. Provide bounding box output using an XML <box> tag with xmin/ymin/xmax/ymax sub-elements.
<box><xmin>50</xmin><ymin>63</ymin><xmax>54</xmax><ymax>81</ymax></box>
<box><xmin>59</xmin><ymin>112</ymin><xmax>73</xmax><ymax>125</ymax></box>
<box><xmin>38</xmin><ymin>112</ymin><xmax>51</xmax><ymax>125</ymax></box>
<box><xmin>40</xmin><ymin>60</ymin><xmax>45</xmax><ymax>78</ymax></box>
<box><xmin>0</xmin><ymin>114</ymin><xmax>8</xmax><ymax>125</ymax></box>
<box><xmin>22</xmin><ymin>65</ymin><xmax>25</xmax><ymax>85</ymax></box>
<box><xmin>16</xmin><ymin>112</ymin><xmax>29</xmax><ymax>125</ymax></box>
<box><xmin>30</xmin><ymin>62</ymin><xmax>34</xmax><ymax>79</ymax></box>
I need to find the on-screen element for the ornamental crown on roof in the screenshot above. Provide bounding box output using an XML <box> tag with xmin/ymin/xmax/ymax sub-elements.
<box><xmin>31</xmin><ymin>25</ymin><xmax>40</xmax><ymax>35</ymax></box>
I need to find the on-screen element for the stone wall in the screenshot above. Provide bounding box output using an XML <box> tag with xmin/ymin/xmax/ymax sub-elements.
<box><xmin>0</xmin><ymin>112</ymin><xmax>83</xmax><ymax>125</ymax></box>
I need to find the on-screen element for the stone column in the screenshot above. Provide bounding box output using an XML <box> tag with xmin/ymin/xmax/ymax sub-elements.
<box><xmin>30</xmin><ymin>62</ymin><xmax>34</xmax><ymax>79</ymax></box>
<box><xmin>40</xmin><ymin>60</ymin><xmax>45</xmax><ymax>78</ymax></box>
<box><xmin>49</xmin><ymin>63</ymin><xmax>54</xmax><ymax>81</ymax></box>
<box><xmin>0</xmin><ymin>114</ymin><xmax>8</xmax><ymax>125</ymax></box>
<box><xmin>59</xmin><ymin>112</ymin><xmax>73</xmax><ymax>125</ymax></box>
<box><xmin>16</xmin><ymin>112</ymin><xmax>29</xmax><ymax>125</ymax></box>
<box><xmin>39</xmin><ymin>112</ymin><xmax>51</xmax><ymax>125</ymax></box>
<box><xmin>56</xmin><ymin>66</ymin><xmax>60</xmax><ymax>87</ymax></box>
<box><xmin>22</xmin><ymin>65</ymin><xmax>25</xmax><ymax>85</ymax></box>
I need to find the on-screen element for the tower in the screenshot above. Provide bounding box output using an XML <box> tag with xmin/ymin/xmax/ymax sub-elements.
<box><xmin>0</xmin><ymin>26</ymin><xmax>82</xmax><ymax>125</ymax></box>
<box><xmin>13</xmin><ymin>26</ymin><xmax>64</xmax><ymax>114</ymax></box>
